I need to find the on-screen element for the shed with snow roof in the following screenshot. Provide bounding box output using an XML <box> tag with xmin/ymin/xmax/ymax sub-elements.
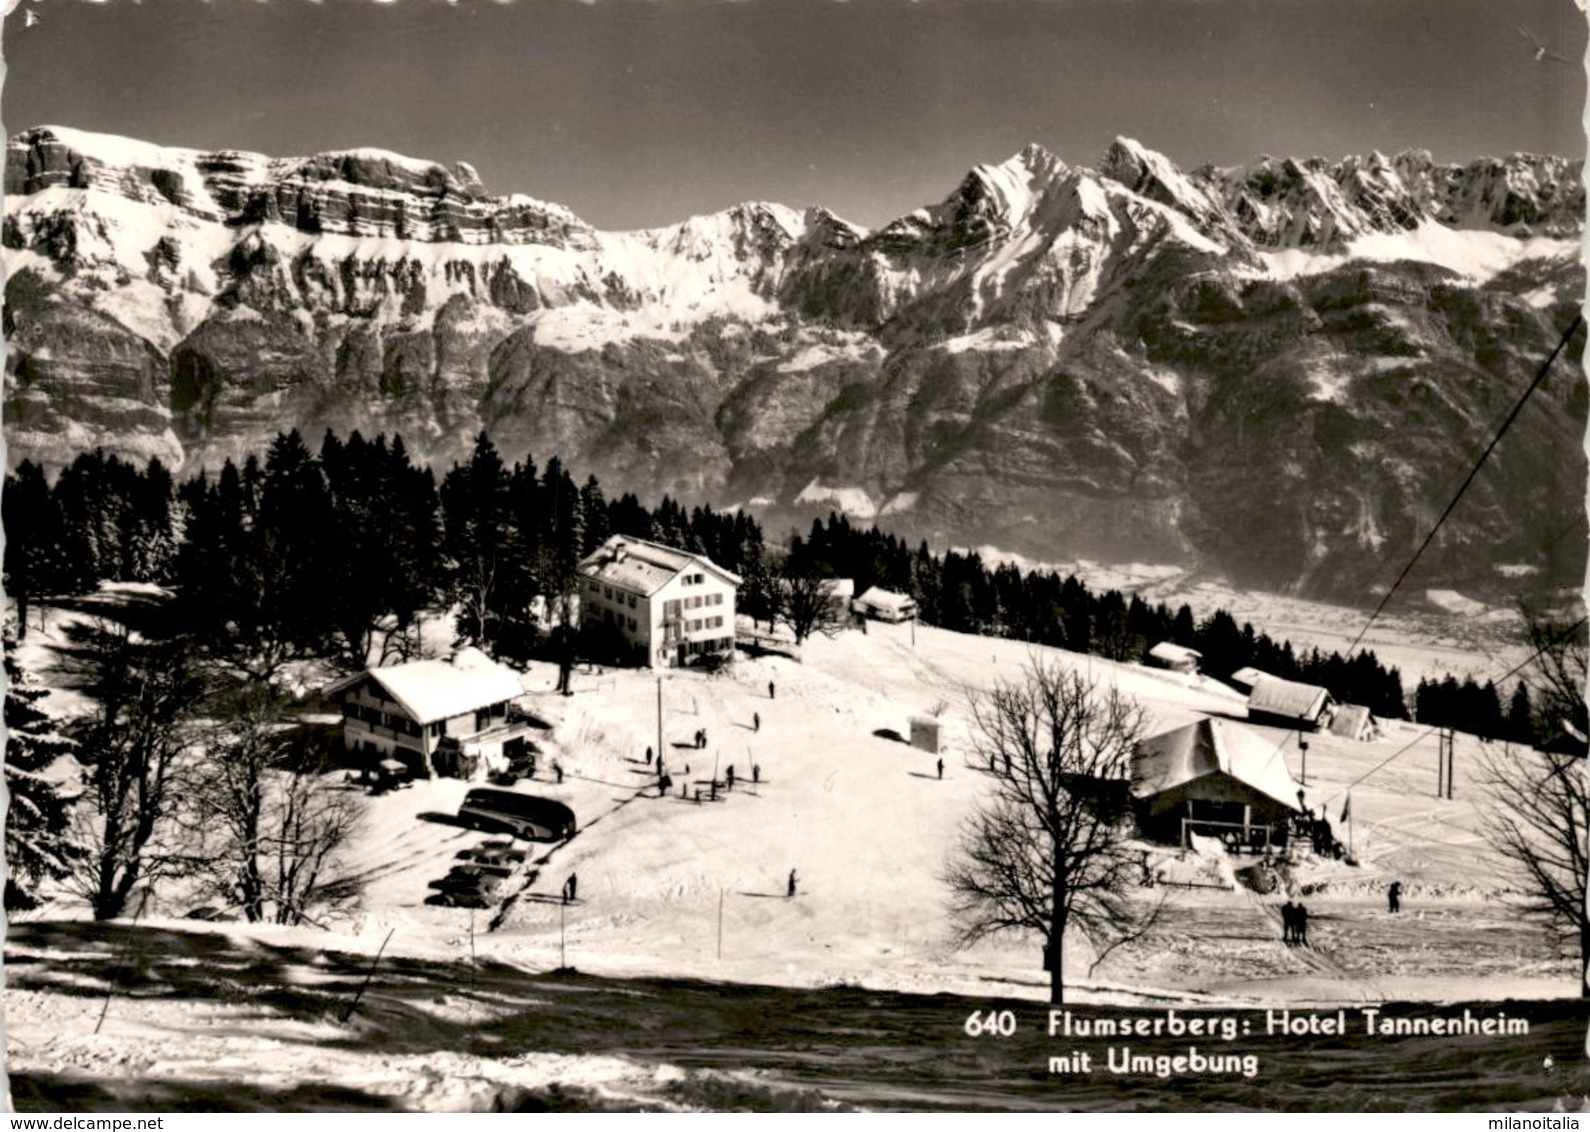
<box><xmin>1131</xmin><ymin>717</ymin><xmax>1304</xmax><ymax>850</ymax></box>
<box><xmin>1245</xmin><ymin>675</ymin><xmax>1333</xmax><ymax>731</ymax></box>
<box><xmin>1328</xmin><ymin>704</ymin><xmax>1379</xmax><ymax>742</ymax></box>
<box><xmin>853</xmin><ymin>586</ymin><xmax>918</xmax><ymax>622</ymax></box>
<box><xmin>1146</xmin><ymin>641</ymin><xmax>1202</xmax><ymax>674</ymax></box>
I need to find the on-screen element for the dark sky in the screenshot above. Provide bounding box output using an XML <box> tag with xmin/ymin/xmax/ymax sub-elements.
<box><xmin>3</xmin><ymin>0</ymin><xmax>1585</xmax><ymax>229</ymax></box>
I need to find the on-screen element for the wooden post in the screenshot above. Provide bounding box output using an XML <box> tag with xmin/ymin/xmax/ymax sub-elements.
<box><xmin>656</xmin><ymin>677</ymin><xmax>663</xmax><ymax>768</ymax></box>
<box><xmin>341</xmin><ymin>928</ymin><xmax>395</xmax><ymax>1023</ymax></box>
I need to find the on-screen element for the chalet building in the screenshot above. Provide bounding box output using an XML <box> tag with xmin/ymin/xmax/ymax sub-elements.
<box><xmin>577</xmin><ymin>535</ymin><xmax>740</xmax><ymax>668</ymax></box>
<box><xmin>853</xmin><ymin>586</ymin><xmax>918</xmax><ymax>622</ymax></box>
<box><xmin>1131</xmin><ymin>717</ymin><xmax>1304</xmax><ymax>851</ymax></box>
<box><xmin>1146</xmin><ymin>641</ymin><xmax>1202</xmax><ymax>674</ymax></box>
<box><xmin>1245</xmin><ymin>675</ymin><xmax>1334</xmax><ymax>731</ymax></box>
<box><xmin>326</xmin><ymin>648</ymin><xmax>535</xmax><ymax>778</ymax></box>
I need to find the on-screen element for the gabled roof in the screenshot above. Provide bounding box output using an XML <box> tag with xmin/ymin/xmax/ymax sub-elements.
<box><xmin>326</xmin><ymin>647</ymin><xmax>525</xmax><ymax>725</ymax></box>
<box><xmin>1132</xmin><ymin>717</ymin><xmax>1303</xmax><ymax>812</ymax></box>
<box><xmin>577</xmin><ymin>535</ymin><xmax>741</xmax><ymax>597</ymax></box>
<box><xmin>1328</xmin><ymin>704</ymin><xmax>1377</xmax><ymax>738</ymax></box>
<box><xmin>1229</xmin><ymin>666</ymin><xmax>1266</xmax><ymax>688</ymax></box>
<box><xmin>1246</xmin><ymin>675</ymin><xmax>1332</xmax><ymax>721</ymax></box>
<box><xmin>1148</xmin><ymin>641</ymin><xmax>1202</xmax><ymax>665</ymax></box>
<box><xmin>855</xmin><ymin>586</ymin><xmax>915</xmax><ymax>610</ymax></box>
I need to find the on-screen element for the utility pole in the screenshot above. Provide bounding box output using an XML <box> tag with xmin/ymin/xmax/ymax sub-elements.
<box><xmin>1438</xmin><ymin>728</ymin><xmax>1455</xmax><ymax>799</ymax></box>
<box><xmin>1298</xmin><ymin>735</ymin><xmax>1308</xmax><ymax>786</ymax></box>
<box><xmin>656</xmin><ymin>676</ymin><xmax>663</xmax><ymax>769</ymax></box>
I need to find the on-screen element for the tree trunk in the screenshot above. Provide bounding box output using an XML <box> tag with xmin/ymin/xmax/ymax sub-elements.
<box><xmin>1050</xmin><ymin>861</ymin><xmax>1067</xmax><ymax>1005</ymax></box>
<box><xmin>1580</xmin><ymin>913</ymin><xmax>1589</xmax><ymax>998</ymax></box>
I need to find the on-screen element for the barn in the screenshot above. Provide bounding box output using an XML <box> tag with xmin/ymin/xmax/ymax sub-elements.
<box><xmin>1131</xmin><ymin>717</ymin><xmax>1304</xmax><ymax>851</ymax></box>
<box><xmin>1246</xmin><ymin>675</ymin><xmax>1333</xmax><ymax>731</ymax></box>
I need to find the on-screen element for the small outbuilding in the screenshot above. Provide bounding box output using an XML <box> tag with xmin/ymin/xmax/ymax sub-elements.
<box><xmin>909</xmin><ymin>714</ymin><xmax>941</xmax><ymax>754</ymax></box>
<box><xmin>853</xmin><ymin>586</ymin><xmax>918</xmax><ymax>623</ymax></box>
<box><xmin>1328</xmin><ymin>704</ymin><xmax>1380</xmax><ymax>742</ymax></box>
<box><xmin>1245</xmin><ymin>675</ymin><xmax>1333</xmax><ymax>731</ymax></box>
<box><xmin>1131</xmin><ymin>717</ymin><xmax>1304</xmax><ymax>851</ymax></box>
<box><xmin>1146</xmin><ymin>641</ymin><xmax>1202</xmax><ymax>674</ymax></box>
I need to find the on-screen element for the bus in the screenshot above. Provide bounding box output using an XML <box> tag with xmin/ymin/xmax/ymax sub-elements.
<box><xmin>457</xmin><ymin>789</ymin><xmax>576</xmax><ymax>841</ymax></box>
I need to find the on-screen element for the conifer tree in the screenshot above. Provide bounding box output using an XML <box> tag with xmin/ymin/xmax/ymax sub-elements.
<box><xmin>4</xmin><ymin>648</ymin><xmax>80</xmax><ymax>910</ymax></box>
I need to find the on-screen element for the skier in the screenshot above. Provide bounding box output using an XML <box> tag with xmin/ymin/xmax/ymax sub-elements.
<box><xmin>645</xmin><ymin>746</ymin><xmax>653</xmax><ymax>766</ymax></box>
<box><xmin>726</xmin><ymin>765</ymin><xmax>735</xmax><ymax>789</ymax></box>
<box><xmin>753</xmin><ymin>712</ymin><xmax>761</xmax><ymax>733</ymax></box>
<box><xmin>936</xmin><ymin>758</ymin><xmax>944</xmax><ymax>780</ymax></box>
<box><xmin>787</xmin><ymin>868</ymin><xmax>798</xmax><ymax>898</ymax></box>
<box><xmin>769</xmin><ymin>680</ymin><xmax>776</xmax><ymax>700</ymax></box>
<box><xmin>752</xmin><ymin>764</ymin><xmax>761</xmax><ymax>785</ymax></box>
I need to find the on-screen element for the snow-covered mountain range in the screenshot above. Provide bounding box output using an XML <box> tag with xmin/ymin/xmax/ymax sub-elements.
<box><xmin>4</xmin><ymin>125</ymin><xmax>1584</xmax><ymax>600</ymax></box>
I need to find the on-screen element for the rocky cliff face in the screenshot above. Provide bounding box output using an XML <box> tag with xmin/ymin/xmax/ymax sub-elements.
<box><xmin>5</xmin><ymin>125</ymin><xmax>1584</xmax><ymax>601</ymax></box>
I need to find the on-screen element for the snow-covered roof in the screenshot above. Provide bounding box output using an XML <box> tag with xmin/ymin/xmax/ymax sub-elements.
<box><xmin>578</xmin><ymin>535</ymin><xmax>741</xmax><ymax>597</ymax></box>
<box><xmin>1246</xmin><ymin>675</ymin><xmax>1331</xmax><ymax>722</ymax></box>
<box><xmin>1131</xmin><ymin>717</ymin><xmax>1303</xmax><ymax>812</ymax></box>
<box><xmin>820</xmin><ymin>578</ymin><xmax>856</xmax><ymax>599</ymax></box>
<box><xmin>1229</xmin><ymin>666</ymin><xmax>1266</xmax><ymax>688</ymax></box>
<box><xmin>855</xmin><ymin>586</ymin><xmax>915</xmax><ymax>610</ymax></box>
<box><xmin>1328</xmin><ymin>704</ymin><xmax>1377</xmax><ymax>738</ymax></box>
<box><xmin>327</xmin><ymin>648</ymin><xmax>525</xmax><ymax>725</ymax></box>
<box><xmin>1148</xmin><ymin>641</ymin><xmax>1202</xmax><ymax>665</ymax></box>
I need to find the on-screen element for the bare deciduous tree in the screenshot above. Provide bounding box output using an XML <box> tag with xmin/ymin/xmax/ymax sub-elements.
<box><xmin>1481</xmin><ymin>608</ymin><xmax>1588</xmax><ymax>997</ymax></box>
<box><xmin>945</xmin><ymin>660</ymin><xmax>1156</xmax><ymax>1004</ymax></box>
<box><xmin>63</xmin><ymin>620</ymin><xmax>206</xmax><ymax>920</ymax></box>
<box><xmin>775</xmin><ymin>564</ymin><xmax>850</xmax><ymax>646</ymax></box>
<box><xmin>194</xmin><ymin>687</ymin><xmax>365</xmax><ymax>925</ymax></box>
<box><xmin>1478</xmin><ymin>743</ymin><xmax>1587</xmax><ymax>996</ymax></box>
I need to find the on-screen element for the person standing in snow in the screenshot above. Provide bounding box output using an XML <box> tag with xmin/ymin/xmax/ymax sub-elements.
<box><xmin>645</xmin><ymin>746</ymin><xmax>653</xmax><ymax>766</ymax></box>
<box><xmin>1388</xmin><ymin>881</ymin><xmax>1402</xmax><ymax>914</ymax></box>
<box><xmin>787</xmin><ymin>869</ymin><xmax>798</xmax><ymax>897</ymax></box>
<box><xmin>752</xmin><ymin>764</ymin><xmax>760</xmax><ymax>785</ymax></box>
<box><xmin>936</xmin><ymin>758</ymin><xmax>944</xmax><ymax>780</ymax></box>
<box><xmin>769</xmin><ymin>680</ymin><xmax>776</xmax><ymax>700</ymax></box>
<box><xmin>563</xmin><ymin>874</ymin><xmax>578</xmax><ymax>904</ymax></box>
<box><xmin>726</xmin><ymin>765</ymin><xmax>735</xmax><ymax>790</ymax></box>
<box><xmin>753</xmin><ymin>712</ymin><xmax>761</xmax><ymax>733</ymax></box>
<box><xmin>1280</xmin><ymin>901</ymin><xmax>1296</xmax><ymax>945</ymax></box>
<box><xmin>1294</xmin><ymin>903</ymin><xmax>1310</xmax><ymax>947</ymax></box>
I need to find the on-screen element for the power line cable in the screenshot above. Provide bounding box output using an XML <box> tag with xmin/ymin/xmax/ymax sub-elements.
<box><xmin>1321</xmin><ymin>614</ymin><xmax>1588</xmax><ymax>806</ymax></box>
<box><xmin>1345</xmin><ymin>314</ymin><xmax>1583</xmax><ymax>659</ymax></box>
